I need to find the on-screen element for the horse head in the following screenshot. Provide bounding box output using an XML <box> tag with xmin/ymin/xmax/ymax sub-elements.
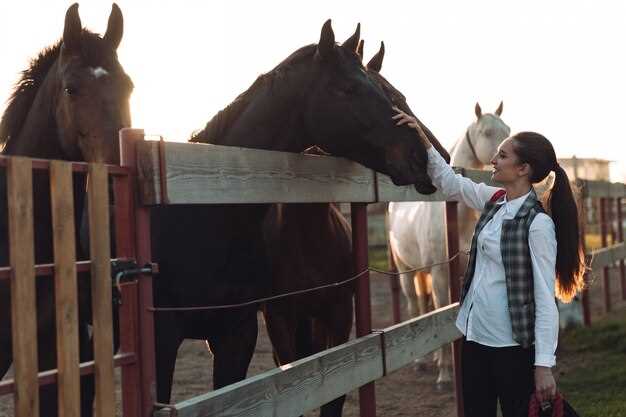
<box><xmin>466</xmin><ymin>101</ymin><xmax>510</xmax><ymax>166</ymax></box>
<box><xmin>303</xmin><ymin>21</ymin><xmax>437</xmax><ymax>194</ymax></box>
<box><xmin>55</xmin><ymin>3</ymin><xmax>133</xmax><ymax>164</ymax></box>
<box><xmin>363</xmin><ymin>40</ymin><xmax>452</xmax><ymax>165</ymax></box>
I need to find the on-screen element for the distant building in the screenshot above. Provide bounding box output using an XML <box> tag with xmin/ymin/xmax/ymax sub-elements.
<box><xmin>557</xmin><ymin>156</ymin><xmax>611</xmax><ymax>181</ymax></box>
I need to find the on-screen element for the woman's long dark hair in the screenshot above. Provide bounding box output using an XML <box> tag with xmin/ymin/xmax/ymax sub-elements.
<box><xmin>512</xmin><ymin>132</ymin><xmax>586</xmax><ymax>302</ymax></box>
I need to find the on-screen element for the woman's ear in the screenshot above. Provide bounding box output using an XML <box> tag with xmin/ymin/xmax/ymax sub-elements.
<box><xmin>518</xmin><ymin>162</ymin><xmax>532</xmax><ymax>178</ymax></box>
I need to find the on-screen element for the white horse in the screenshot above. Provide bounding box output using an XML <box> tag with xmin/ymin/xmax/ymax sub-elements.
<box><xmin>388</xmin><ymin>102</ymin><xmax>510</xmax><ymax>388</ymax></box>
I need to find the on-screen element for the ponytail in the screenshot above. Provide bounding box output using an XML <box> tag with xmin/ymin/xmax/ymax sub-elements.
<box><xmin>544</xmin><ymin>165</ymin><xmax>586</xmax><ymax>302</ymax></box>
<box><xmin>512</xmin><ymin>132</ymin><xmax>587</xmax><ymax>302</ymax></box>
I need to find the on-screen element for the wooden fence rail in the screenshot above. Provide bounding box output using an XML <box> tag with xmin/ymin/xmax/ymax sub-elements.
<box><xmin>136</xmin><ymin>140</ymin><xmax>496</xmax><ymax>205</ymax></box>
<box><xmin>154</xmin><ymin>305</ymin><xmax>461</xmax><ymax>417</ymax></box>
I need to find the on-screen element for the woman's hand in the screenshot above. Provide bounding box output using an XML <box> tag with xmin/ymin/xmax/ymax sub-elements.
<box><xmin>392</xmin><ymin>106</ymin><xmax>432</xmax><ymax>149</ymax></box>
<box><xmin>534</xmin><ymin>366</ymin><xmax>557</xmax><ymax>407</ymax></box>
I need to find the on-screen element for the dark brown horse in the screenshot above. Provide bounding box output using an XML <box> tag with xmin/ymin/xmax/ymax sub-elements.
<box><xmin>151</xmin><ymin>19</ymin><xmax>447</xmax><ymax>411</ymax></box>
<box><xmin>260</xmin><ymin>39</ymin><xmax>451</xmax><ymax>417</ymax></box>
<box><xmin>0</xmin><ymin>4</ymin><xmax>132</xmax><ymax>416</ymax></box>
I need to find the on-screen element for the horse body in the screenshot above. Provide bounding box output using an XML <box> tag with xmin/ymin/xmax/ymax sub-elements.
<box><xmin>151</xmin><ymin>22</ymin><xmax>444</xmax><ymax>417</ymax></box>
<box><xmin>0</xmin><ymin>4</ymin><xmax>132</xmax><ymax>416</ymax></box>
<box><xmin>388</xmin><ymin>103</ymin><xmax>509</xmax><ymax>388</ymax></box>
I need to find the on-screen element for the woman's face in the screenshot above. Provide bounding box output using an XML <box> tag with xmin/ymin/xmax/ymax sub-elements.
<box><xmin>490</xmin><ymin>138</ymin><xmax>528</xmax><ymax>183</ymax></box>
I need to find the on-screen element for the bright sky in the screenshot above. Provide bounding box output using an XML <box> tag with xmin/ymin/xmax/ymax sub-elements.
<box><xmin>1</xmin><ymin>0</ymin><xmax>625</xmax><ymax>181</ymax></box>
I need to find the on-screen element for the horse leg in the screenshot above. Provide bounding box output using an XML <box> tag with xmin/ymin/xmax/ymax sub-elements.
<box><xmin>209</xmin><ymin>310</ymin><xmax>258</xmax><ymax>389</ymax></box>
<box><xmin>0</xmin><ymin>303</ymin><xmax>11</xmax><ymax>379</ymax></box>
<box><xmin>78</xmin><ymin>322</ymin><xmax>95</xmax><ymax>417</ymax></box>
<box><xmin>317</xmin><ymin>294</ymin><xmax>353</xmax><ymax>417</ymax></box>
<box><xmin>263</xmin><ymin>306</ymin><xmax>298</xmax><ymax>365</ymax></box>
<box><xmin>394</xmin><ymin>254</ymin><xmax>419</xmax><ymax>319</ymax></box>
<box><xmin>414</xmin><ymin>271</ymin><xmax>432</xmax><ymax>316</ymax></box>
<box><xmin>154</xmin><ymin>316</ymin><xmax>183</xmax><ymax>403</ymax></box>
<box><xmin>37</xmin><ymin>330</ymin><xmax>59</xmax><ymax>417</ymax></box>
<box><xmin>431</xmin><ymin>263</ymin><xmax>453</xmax><ymax>389</ymax></box>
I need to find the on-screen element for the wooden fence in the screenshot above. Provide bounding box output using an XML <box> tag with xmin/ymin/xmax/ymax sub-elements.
<box><xmin>579</xmin><ymin>180</ymin><xmax>626</xmax><ymax>324</ymax></box>
<box><xmin>136</xmin><ymin>136</ymin><xmax>626</xmax><ymax>417</ymax></box>
<box><xmin>3</xmin><ymin>129</ymin><xmax>624</xmax><ymax>417</ymax></box>
<box><xmin>133</xmin><ymin>136</ymin><xmax>496</xmax><ymax>417</ymax></box>
<box><xmin>0</xmin><ymin>155</ymin><xmax>155</xmax><ymax>417</ymax></box>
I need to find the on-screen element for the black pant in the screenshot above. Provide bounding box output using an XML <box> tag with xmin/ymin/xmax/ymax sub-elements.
<box><xmin>462</xmin><ymin>338</ymin><xmax>535</xmax><ymax>417</ymax></box>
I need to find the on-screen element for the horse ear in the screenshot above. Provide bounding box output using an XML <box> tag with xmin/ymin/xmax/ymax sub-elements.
<box><xmin>357</xmin><ymin>40</ymin><xmax>364</xmax><ymax>61</ymax></box>
<box><xmin>62</xmin><ymin>3</ymin><xmax>82</xmax><ymax>54</ymax></box>
<box><xmin>317</xmin><ymin>19</ymin><xmax>335</xmax><ymax>60</ymax></box>
<box><xmin>104</xmin><ymin>3</ymin><xmax>124</xmax><ymax>50</ymax></box>
<box><xmin>475</xmin><ymin>102</ymin><xmax>482</xmax><ymax>119</ymax></box>
<box><xmin>367</xmin><ymin>41</ymin><xmax>385</xmax><ymax>72</ymax></box>
<box><xmin>495</xmin><ymin>101</ymin><xmax>503</xmax><ymax>116</ymax></box>
<box><xmin>342</xmin><ymin>23</ymin><xmax>361</xmax><ymax>53</ymax></box>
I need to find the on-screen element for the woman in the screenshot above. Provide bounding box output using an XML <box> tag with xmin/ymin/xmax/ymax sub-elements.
<box><xmin>393</xmin><ymin>108</ymin><xmax>585</xmax><ymax>417</ymax></box>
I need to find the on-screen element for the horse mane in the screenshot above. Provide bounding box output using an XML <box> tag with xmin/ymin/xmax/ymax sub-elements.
<box><xmin>190</xmin><ymin>45</ymin><xmax>318</xmax><ymax>143</ymax></box>
<box><xmin>0</xmin><ymin>30</ymin><xmax>104</xmax><ymax>148</ymax></box>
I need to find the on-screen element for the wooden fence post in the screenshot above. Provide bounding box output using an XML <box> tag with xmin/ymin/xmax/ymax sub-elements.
<box><xmin>50</xmin><ymin>161</ymin><xmax>81</xmax><ymax>417</ymax></box>
<box><xmin>600</xmin><ymin>198</ymin><xmax>611</xmax><ymax>313</ymax></box>
<box><xmin>351</xmin><ymin>203</ymin><xmax>376</xmax><ymax>417</ymax></box>
<box><xmin>445</xmin><ymin>201</ymin><xmax>464</xmax><ymax>417</ymax></box>
<box><xmin>120</xmin><ymin>128</ymin><xmax>157</xmax><ymax>417</ymax></box>
<box><xmin>579</xmin><ymin>184</ymin><xmax>592</xmax><ymax>326</ymax></box>
<box><xmin>8</xmin><ymin>157</ymin><xmax>39</xmax><ymax>417</ymax></box>
<box><xmin>617</xmin><ymin>198</ymin><xmax>626</xmax><ymax>301</ymax></box>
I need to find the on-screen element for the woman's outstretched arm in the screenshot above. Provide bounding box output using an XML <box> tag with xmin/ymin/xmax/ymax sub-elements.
<box><xmin>393</xmin><ymin>107</ymin><xmax>501</xmax><ymax>210</ymax></box>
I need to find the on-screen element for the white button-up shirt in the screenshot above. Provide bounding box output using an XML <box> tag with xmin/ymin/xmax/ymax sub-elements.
<box><xmin>426</xmin><ymin>147</ymin><xmax>559</xmax><ymax>367</ymax></box>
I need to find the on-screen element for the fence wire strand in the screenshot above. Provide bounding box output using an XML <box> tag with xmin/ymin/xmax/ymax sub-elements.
<box><xmin>148</xmin><ymin>251</ymin><xmax>465</xmax><ymax>312</ymax></box>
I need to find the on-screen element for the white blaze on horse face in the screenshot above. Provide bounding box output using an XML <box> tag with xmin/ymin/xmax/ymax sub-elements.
<box><xmin>90</xmin><ymin>67</ymin><xmax>109</xmax><ymax>79</ymax></box>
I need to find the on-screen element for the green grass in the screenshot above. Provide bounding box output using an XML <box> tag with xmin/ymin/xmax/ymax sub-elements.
<box><xmin>368</xmin><ymin>246</ymin><xmax>389</xmax><ymax>271</ymax></box>
<box><xmin>558</xmin><ymin>309</ymin><xmax>626</xmax><ymax>417</ymax></box>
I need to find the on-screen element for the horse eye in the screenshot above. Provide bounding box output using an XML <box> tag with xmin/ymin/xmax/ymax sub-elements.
<box><xmin>64</xmin><ymin>86</ymin><xmax>78</xmax><ymax>96</ymax></box>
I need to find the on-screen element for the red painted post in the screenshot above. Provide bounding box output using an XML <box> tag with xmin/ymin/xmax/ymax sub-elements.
<box><xmin>617</xmin><ymin>198</ymin><xmax>626</xmax><ymax>301</ymax></box>
<box><xmin>113</xmin><ymin>165</ymin><xmax>141</xmax><ymax>417</ymax></box>
<box><xmin>119</xmin><ymin>128</ymin><xmax>157</xmax><ymax>417</ymax></box>
<box><xmin>387</xmin><ymin>244</ymin><xmax>402</xmax><ymax>324</ymax></box>
<box><xmin>445</xmin><ymin>201</ymin><xmax>464</xmax><ymax>417</ymax></box>
<box><xmin>580</xmin><ymin>193</ymin><xmax>591</xmax><ymax>326</ymax></box>
<box><xmin>600</xmin><ymin>198</ymin><xmax>611</xmax><ymax>313</ymax></box>
<box><xmin>351</xmin><ymin>203</ymin><xmax>376</xmax><ymax>417</ymax></box>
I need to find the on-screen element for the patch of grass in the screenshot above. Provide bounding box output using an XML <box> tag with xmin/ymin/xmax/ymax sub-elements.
<box><xmin>558</xmin><ymin>309</ymin><xmax>626</xmax><ymax>417</ymax></box>
<box><xmin>368</xmin><ymin>246</ymin><xmax>389</xmax><ymax>271</ymax></box>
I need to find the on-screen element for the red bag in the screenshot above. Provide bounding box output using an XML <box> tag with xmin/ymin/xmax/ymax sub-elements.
<box><xmin>528</xmin><ymin>392</ymin><xmax>581</xmax><ymax>417</ymax></box>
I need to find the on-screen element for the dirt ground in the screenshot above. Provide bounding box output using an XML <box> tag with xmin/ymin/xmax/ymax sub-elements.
<box><xmin>1</xmin><ymin>266</ymin><xmax>624</xmax><ymax>417</ymax></box>
<box><xmin>164</xmin><ymin>266</ymin><xmax>626</xmax><ymax>417</ymax></box>
<box><xmin>167</xmin><ymin>271</ymin><xmax>458</xmax><ymax>417</ymax></box>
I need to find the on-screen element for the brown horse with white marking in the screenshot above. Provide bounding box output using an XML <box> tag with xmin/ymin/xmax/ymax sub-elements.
<box><xmin>0</xmin><ymin>4</ymin><xmax>133</xmax><ymax>416</ymax></box>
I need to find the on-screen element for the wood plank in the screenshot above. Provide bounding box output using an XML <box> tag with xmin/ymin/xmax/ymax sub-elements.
<box><xmin>7</xmin><ymin>157</ymin><xmax>39</xmax><ymax>417</ymax></box>
<box><xmin>582</xmin><ymin>180</ymin><xmax>612</xmax><ymax>198</ymax></box>
<box><xmin>154</xmin><ymin>333</ymin><xmax>383</xmax><ymax>417</ymax></box>
<box><xmin>383</xmin><ymin>304</ymin><xmax>462</xmax><ymax>374</ymax></box>
<box><xmin>87</xmin><ymin>163</ymin><xmax>115</xmax><ymax>417</ymax></box>
<box><xmin>50</xmin><ymin>161</ymin><xmax>80</xmax><ymax>417</ymax></box>
<box><xmin>610</xmin><ymin>183</ymin><xmax>626</xmax><ymax>198</ymax></box>
<box><xmin>137</xmin><ymin>141</ymin><xmax>377</xmax><ymax>204</ymax></box>
<box><xmin>589</xmin><ymin>243</ymin><xmax>626</xmax><ymax>270</ymax></box>
<box><xmin>356</xmin><ymin>168</ymin><xmax>498</xmax><ymax>203</ymax></box>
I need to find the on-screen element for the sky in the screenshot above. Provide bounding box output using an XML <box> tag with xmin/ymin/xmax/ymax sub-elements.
<box><xmin>1</xmin><ymin>0</ymin><xmax>625</xmax><ymax>181</ymax></box>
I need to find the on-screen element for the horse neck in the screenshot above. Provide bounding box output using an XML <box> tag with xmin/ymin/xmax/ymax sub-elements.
<box><xmin>450</xmin><ymin>127</ymin><xmax>485</xmax><ymax>170</ymax></box>
<box><xmin>2</xmin><ymin>61</ymin><xmax>65</xmax><ymax>160</ymax></box>
<box><xmin>212</xmin><ymin>71</ymin><xmax>313</xmax><ymax>153</ymax></box>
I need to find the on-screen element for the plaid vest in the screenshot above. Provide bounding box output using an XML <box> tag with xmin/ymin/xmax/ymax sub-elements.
<box><xmin>460</xmin><ymin>189</ymin><xmax>545</xmax><ymax>348</ymax></box>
